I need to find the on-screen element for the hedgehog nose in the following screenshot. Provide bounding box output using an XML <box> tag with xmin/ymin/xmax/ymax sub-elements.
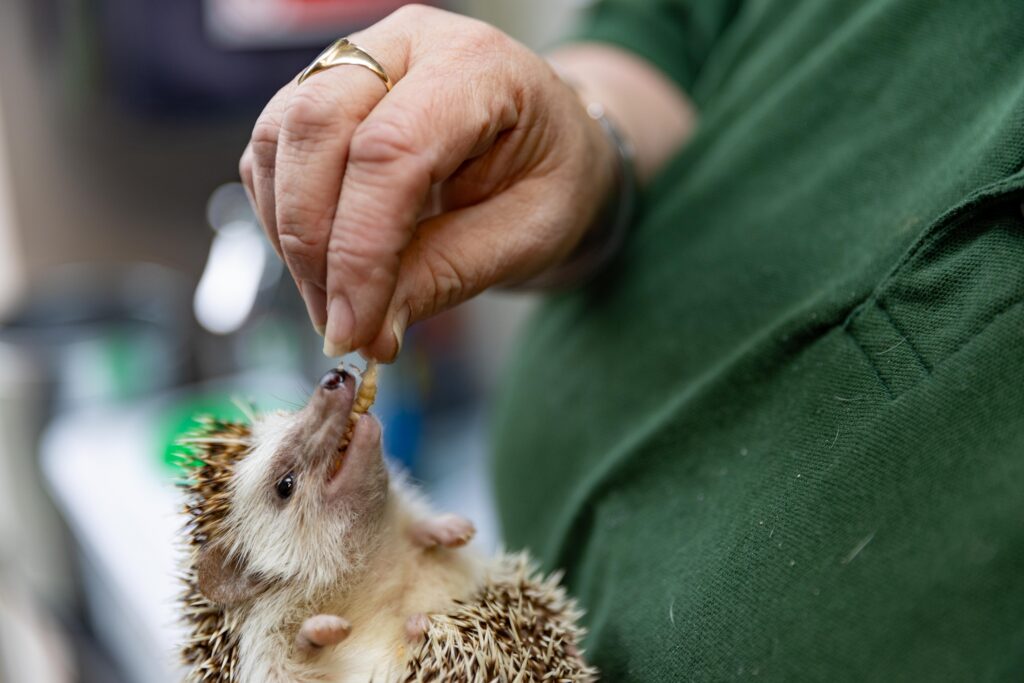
<box><xmin>319</xmin><ymin>368</ymin><xmax>350</xmax><ymax>391</ymax></box>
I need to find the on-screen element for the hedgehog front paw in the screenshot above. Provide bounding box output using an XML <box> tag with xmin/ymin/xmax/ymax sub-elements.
<box><xmin>409</xmin><ymin>514</ymin><xmax>476</xmax><ymax>549</ymax></box>
<box><xmin>296</xmin><ymin>614</ymin><xmax>351</xmax><ymax>656</ymax></box>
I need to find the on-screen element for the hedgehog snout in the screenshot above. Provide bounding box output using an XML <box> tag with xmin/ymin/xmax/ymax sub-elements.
<box><xmin>307</xmin><ymin>368</ymin><xmax>357</xmax><ymax>419</ymax></box>
<box><xmin>318</xmin><ymin>368</ymin><xmax>350</xmax><ymax>390</ymax></box>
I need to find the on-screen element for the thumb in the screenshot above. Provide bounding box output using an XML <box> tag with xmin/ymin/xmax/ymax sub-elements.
<box><xmin>362</xmin><ymin>180</ymin><xmax>578</xmax><ymax>361</ymax></box>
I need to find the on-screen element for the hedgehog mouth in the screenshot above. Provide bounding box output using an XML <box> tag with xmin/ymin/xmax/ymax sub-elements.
<box><xmin>326</xmin><ymin>361</ymin><xmax>378</xmax><ymax>484</ymax></box>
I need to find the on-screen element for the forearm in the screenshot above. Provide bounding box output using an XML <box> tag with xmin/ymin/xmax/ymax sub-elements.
<box><xmin>549</xmin><ymin>43</ymin><xmax>697</xmax><ymax>185</ymax></box>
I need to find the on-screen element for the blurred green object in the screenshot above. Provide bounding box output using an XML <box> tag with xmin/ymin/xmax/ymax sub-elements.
<box><xmin>158</xmin><ymin>391</ymin><xmax>293</xmax><ymax>476</ymax></box>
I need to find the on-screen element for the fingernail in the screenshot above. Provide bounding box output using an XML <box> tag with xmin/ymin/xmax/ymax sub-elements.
<box><xmin>323</xmin><ymin>297</ymin><xmax>354</xmax><ymax>358</ymax></box>
<box><xmin>299</xmin><ymin>281</ymin><xmax>328</xmax><ymax>335</ymax></box>
<box><xmin>324</xmin><ymin>338</ymin><xmax>348</xmax><ymax>358</ymax></box>
<box><xmin>391</xmin><ymin>306</ymin><xmax>410</xmax><ymax>356</ymax></box>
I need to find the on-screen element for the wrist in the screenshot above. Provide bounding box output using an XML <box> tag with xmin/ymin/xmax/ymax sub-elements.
<box><xmin>546</xmin><ymin>43</ymin><xmax>696</xmax><ymax>183</ymax></box>
<box><xmin>518</xmin><ymin>70</ymin><xmax>636</xmax><ymax>289</ymax></box>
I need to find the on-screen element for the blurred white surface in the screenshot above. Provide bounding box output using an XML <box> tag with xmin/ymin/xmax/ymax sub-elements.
<box><xmin>42</xmin><ymin>400</ymin><xmax>187</xmax><ymax>683</ymax></box>
<box><xmin>193</xmin><ymin>222</ymin><xmax>268</xmax><ymax>335</ymax></box>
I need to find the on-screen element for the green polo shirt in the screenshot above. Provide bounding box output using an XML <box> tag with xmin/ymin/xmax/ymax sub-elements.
<box><xmin>492</xmin><ymin>1</ymin><xmax>1024</xmax><ymax>680</ymax></box>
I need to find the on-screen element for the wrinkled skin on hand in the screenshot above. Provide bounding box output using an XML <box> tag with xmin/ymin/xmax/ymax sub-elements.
<box><xmin>240</xmin><ymin>4</ymin><xmax>615</xmax><ymax>361</ymax></box>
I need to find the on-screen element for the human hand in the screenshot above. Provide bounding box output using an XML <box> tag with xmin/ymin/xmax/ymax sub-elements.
<box><xmin>239</xmin><ymin>4</ymin><xmax>616</xmax><ymax>361</ymax></box>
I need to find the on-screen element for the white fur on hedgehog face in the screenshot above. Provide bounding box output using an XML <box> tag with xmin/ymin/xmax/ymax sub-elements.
<box><xmin>221</xmin><ymin>411</ymin><xmax>381</xmax><ymax>594</ymax></box>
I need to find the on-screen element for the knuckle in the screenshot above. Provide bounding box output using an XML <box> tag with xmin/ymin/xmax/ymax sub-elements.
<box><xmin>326</xmin><ymin>243</ymin><xmax>368</xmax><ymax>281</ymax></box>
<box><xmin>419</xmin><ymin>244</ymin><xmax>466</xmax><ymax>312</ymax></box>
<box><xmin>343</xmin><ymin>120</ymin><xmax>431</xmax><ymax>233</ymax></box>
<box><xmin>276</xmin><ymin>190</ymin><xmax>336</xmax><ymax>248</ymax></box>
<box><xmin>278</xmin><ymin>231</ymin><xmax>322</xmax><ymax>272</ymax></box>
<box><xmin>348</xmin><ymin>116</ymin><xmax>419</xmax><ymax>168</ymax></box>
<box><xmin>281</xmin><ymin>88</ymin><xmax>337</xmax><ymax>141</ymax></box>
<box><xmin>327</xmin><ymin>223</ymin><xmax>393</xmax><ymax>268</ymax></box>
<box><xmin>250</xmin><ymin>119</ymin><xmax>280</xmax><ymax>171</ymax></box>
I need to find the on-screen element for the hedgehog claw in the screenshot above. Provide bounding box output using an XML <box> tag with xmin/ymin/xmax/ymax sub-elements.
<box><xmin>410</xmin><ymin>514</ymin><xmax>476</xmax><ymax>549</ymax></box>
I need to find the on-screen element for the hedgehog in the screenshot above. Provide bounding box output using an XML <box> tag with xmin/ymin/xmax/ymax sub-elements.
<box><xmin>176</xmin><ymin>362</ymin><xmax>597</xmax><ymax>682</ymax></box>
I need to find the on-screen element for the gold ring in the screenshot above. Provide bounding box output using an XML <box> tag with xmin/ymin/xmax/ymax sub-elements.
<box><xmin>298</xmin><ymin>38</ymin><xmax>394</xmax><ymax>91</ymax></box>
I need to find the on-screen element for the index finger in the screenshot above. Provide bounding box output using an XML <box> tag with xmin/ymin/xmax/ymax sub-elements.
<box><xmin>271</xmin><ymin>21</ymin><xmax>415</xmax><ymax>333</ymax></box>
<box><xmin>323</xmin><ymin>19</ymin><xmax>522</xmax><ymax>356</ymax></box>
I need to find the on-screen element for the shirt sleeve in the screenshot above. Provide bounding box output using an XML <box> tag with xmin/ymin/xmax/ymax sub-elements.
<box><xmin>570</xmin><ymin>0</ymin><xmax>744</xmax><ymax>92</ymax></box>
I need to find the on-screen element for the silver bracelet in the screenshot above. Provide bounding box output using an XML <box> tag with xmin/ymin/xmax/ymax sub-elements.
<box><xmin>517</xmin><ymin>82</ymin><xmax>637</xmax><ymax>289</ymax></box>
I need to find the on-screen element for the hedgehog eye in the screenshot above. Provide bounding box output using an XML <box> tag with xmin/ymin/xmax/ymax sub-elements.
<box><xmin>275</xmin><ymin>472</ymin><xmax>296</xmax><ymax>500</ymax></box>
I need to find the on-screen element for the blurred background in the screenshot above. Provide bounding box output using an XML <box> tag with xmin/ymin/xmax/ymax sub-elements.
<box><xmin>0</xmin><ymin>1</ymin><xmax>583</xmax><ymax>680</ymax></box>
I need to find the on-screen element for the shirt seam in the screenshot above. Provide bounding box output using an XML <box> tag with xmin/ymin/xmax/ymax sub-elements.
<box><xmin>847</xmin><ymin>296</ymin><xmax>1023</xmax><ymax>400</ymax></box>
<box><xmin>876</xmin><ymin>297</ymin><xmax>932</xmax><ymax>375</ymax></box>
<box><xmin>875</xmin><ymin>175</ymin><xmax>1024</xmax><ymax>288</ymax></box>
<box><xmin>843</xmin><ymin>175</ymin><xmax>1024</xmax><ymax>399</ymax></box>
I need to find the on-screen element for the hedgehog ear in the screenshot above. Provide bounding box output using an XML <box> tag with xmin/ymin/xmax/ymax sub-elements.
<box><xmin>197</xmin><ymin>544</ymin><xmax>263</xmax><ymax>606</ymax></box>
